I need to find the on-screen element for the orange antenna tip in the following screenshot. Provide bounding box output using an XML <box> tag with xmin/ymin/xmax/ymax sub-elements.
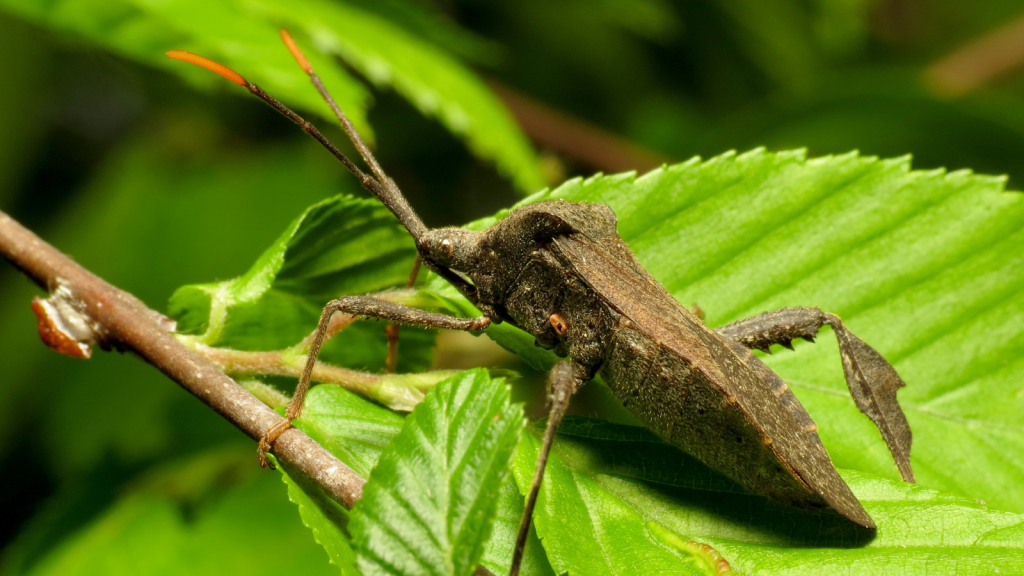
<box><xmin>280</xmin><ymin>29</ymin><xmax>313</xmax><ymax>74</ymax></box>
<box><xmin>166</xmin><ymin>50</ymin><xmax>247</xmax><ymax>87</ymax></box>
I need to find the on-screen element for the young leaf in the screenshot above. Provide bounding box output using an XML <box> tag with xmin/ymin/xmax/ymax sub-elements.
<box><xmin>443</xmin><ymin>148</ymin><xmax>1024</xmax><ymax>514</ymax></box>
<box><xmin>272</xmin><ymin>384</ymin><xmax>403</xmax><ymax>576</ymax></box>
<box><xmin>168</xmin><ymin>194</ymin><xmax>435</xmax><ymax>373</ymax></box>
<box><xmin>281</xmin><ymin>378</ymin><xmax>555</xmax><ymax>576</ymax></box>
<box><xmin>514</xmin><ymin>416</ymin><xmax>1024</xmax><ymax>576</ymax></box>
<box><xmin>0</xmin><ymin>0</ymin><xmax>543</xmax><ymax>191</ymax></box>
<box><xmin>348</xmin><ymin>369</ymin><xmax>523</xmax><ymax>576</ymax></box>
<box><xmin>291</xmin><ymin>379</ymin><xmax>406</xmax><ymax>478</ymax></box>
<box><xmin>281</xmin><ymin>469</ymin><xmax>359</xmax><ymax>575</ymax></box>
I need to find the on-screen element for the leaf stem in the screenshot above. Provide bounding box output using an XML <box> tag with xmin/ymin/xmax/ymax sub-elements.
<box><xmin>180</xmin><ymin>336</ymin><xmax>460</xmax><ymax>412</ymax></box>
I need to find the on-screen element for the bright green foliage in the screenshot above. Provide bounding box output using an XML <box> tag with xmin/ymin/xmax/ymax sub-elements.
<box><xmin>514</xmin><ymin>417</ymin><xmax>1024</xmax><ymax>575</ymax></box>
<box><xmin>478</xmin><ymin>474</ymin><xmax>555</xmax><ymax>576</ymax></box>
<box><xmin>292</xmin><ymin>378</ymin><xmax>406</xmax><ymax>478</ymax></box>
<box><xmin>168</xmin><ymin>194</ymin><xmax>434</xmax><ymax>373</ymax></box>
<box><xmin>0</xmin><ymin>0</ymin><xmax>543</xmax><ymax>192</ymax></box>
<box><xmin>6</xmin><ymin>1</ymin><xmax>1024</xmax><ymax>574</ymax></box>
<box><xmin>158</xmin><ymin>148</ymin><xmax>1024</xmax><ymax>574</ymax></box>
<box><xmin>252</xmin><ymin>0</ymin><xmax>545</xmax><ymax>192</ymax></box>
<box><xmin>340</xmin><ymin>0</ymin><xmax>503</xmax><ymax>65</ymax></box>
<box><xmin>282</xmin><ymin>470</ymin><xmax>359</xmax><ymax>575</ymax></box>
<box><xmin>349</xmin><ymin>369</ymin><xmax>522</xmax><ymax>576</ymax></box>
<box><xmin>449</xmin><ymin>149</ymin><xmax>1024</xmax><ymax>516</ymax></box>
<box><xmin>278</xmin><ymin>371</ymin><xmax>523</xmax><ymax>576</ymax></box>
<box><xmin>284</xmin><ymin>382</ymin><xmax>552</xmax><ymax>576</ymax></box>
<box><xmin>513</xmin><ymin>428</ymin><xmax>722</xmax><ymax>575</ymax></box>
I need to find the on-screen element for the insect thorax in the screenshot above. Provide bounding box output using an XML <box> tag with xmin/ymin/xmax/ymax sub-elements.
<box><xmin>478</xmin><ymin>200</ymin><xmax>620</xmax><ymax>370</ymax></box>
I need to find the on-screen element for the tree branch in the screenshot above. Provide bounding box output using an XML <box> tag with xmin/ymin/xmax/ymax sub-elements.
<box><xmin>0</xmin><ymin>208</ymin><xmax>365</xmax><ymax>508</ymax></box>
<box><xmin>925</xmin><ymin>10</ymin><xmax>1024</xmax><ymax>96</ymax></box>
<box><xmin>0</xmin><ymin>209</ymin><xmax>500</xmax><ymax>576</ymax></box>
<box><xmin>488</xmin><ymin>79</ymin><xmax>670</xmax><ymax>174</ymax></box>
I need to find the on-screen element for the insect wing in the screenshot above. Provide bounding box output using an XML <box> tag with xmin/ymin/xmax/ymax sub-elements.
<box><xmin>551</xmin><ymin>233</ymin><xmax>874</xmax><ymax>528</ymax></box>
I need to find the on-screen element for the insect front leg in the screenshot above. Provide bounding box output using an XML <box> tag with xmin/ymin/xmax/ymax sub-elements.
<box><xmin>716</xmin><ymin>307</ymin><xmax>915</xmax><ymax>483</ymax></box>
<box><xmin>510</xmin><ymin>360</ymin><xmax>585</xmax><ymax>576</ymax></box>
<box><xmin>257</xmin><ymin>296</ymin><xmax>490</xmax><ymax>468</ymax></box>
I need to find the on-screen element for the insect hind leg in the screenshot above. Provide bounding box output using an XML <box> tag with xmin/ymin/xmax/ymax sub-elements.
<box><xmin>715</xmin><ymin>307</ymin><xmax>827</xmax><ymax>353</ymax></box>
<box><xmin>716</xmin><ymin>307</ymin><xmax>915</xmax><ymax>483</ymax></box>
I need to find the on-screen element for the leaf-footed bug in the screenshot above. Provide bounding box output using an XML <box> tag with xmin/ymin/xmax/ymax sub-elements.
<box><xmin>169</xmin><ymin>31</ymin><xmax>915</xmax><ymax>576</ymax></box>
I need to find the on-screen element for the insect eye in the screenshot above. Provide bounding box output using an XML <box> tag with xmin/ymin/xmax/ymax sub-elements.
<box><xmin>440</xmin><ymin>237</ymin><xmax>453</xmax><ymax>258</ymax></box>
<box><xmin>549</xmin><ymin>313</ymin><xmax>569</xmax><ymax>336</ymax></box>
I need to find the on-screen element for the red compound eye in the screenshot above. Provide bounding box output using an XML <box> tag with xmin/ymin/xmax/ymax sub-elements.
<box><xmin>549</xmin><ymin>313</ymin><xmax>568</xmax><ymax>336</ymax></box>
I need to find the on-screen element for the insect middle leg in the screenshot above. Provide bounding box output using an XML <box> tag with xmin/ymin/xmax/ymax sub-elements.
<box><xmin>716</xmin><ymin>307</ymin><xmax>915</xmax><ymax>483</ymax></box>
<box><xmin>510</xmin><ymin>360</ymin><xmax>584</xmax><ymax>576</ymax></box>
<box><xmin>257</xmin><ymin>295</ymin><xmax>490</xmax><ymax>467</ymax></box>
<box><xmin>384</xmin><ymin>256</ymin><xmax>423</xmax><ymax>373</ymax></box>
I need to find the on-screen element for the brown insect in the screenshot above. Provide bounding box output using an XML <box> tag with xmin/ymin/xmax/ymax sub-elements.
<box><xmin>169</xmin><ymin>32</ymin><xmax>914</xmax><ymax>576</ymax></box>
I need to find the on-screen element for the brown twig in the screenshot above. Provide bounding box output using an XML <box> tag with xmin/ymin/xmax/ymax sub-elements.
<box><xmin>0</xmin><ymin>209</ymin><xmax>500</xmax><ymax>576</ymax></box>
<box><xmin>0</xmin><ymin>208</ymin><xmax>365</xmax><ymax>509</ymax></box>
<box><xmin>487</xmin><ymin>79</ymin><xmax>670</xmax><ymax>174</ymax></box>
<box><xmin>925</xmin><ymin>10</ymin><xmax>1024</xmax><ymax>96</ymax></box>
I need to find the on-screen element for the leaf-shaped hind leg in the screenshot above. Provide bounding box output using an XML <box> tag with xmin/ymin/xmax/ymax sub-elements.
<box><xmin>716</xmin><ymin>307</ymin><xmax>915</xmax><ymax>483</ymax></box>
<box><xmin>510</xmin><ymin>361</ymin><xmax>584</xmax><ymax>576</ymax></box>
<box><xmin>258</xmin><ymin>295</ymin><xmax>490</xmax><ymax>468</ymax></box>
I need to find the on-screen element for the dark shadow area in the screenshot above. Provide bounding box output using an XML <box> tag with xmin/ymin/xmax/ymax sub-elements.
<box><xmin>554</xmin><ymin>416</ymin><xmax>877</xmax><ymax>548</ymax></box>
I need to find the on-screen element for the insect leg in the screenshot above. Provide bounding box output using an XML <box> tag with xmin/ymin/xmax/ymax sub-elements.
<box><xmin>510</xmin><ymin>361</ymin><xmax>584</xmax><ymax>576</ymax></box>
<box><xmin>717</xmin><ymin>307</ymin><xmax>915</xmax><ymax>483</ymax></box>
<box><xmin>715</xmin><ymin>307</ymin><xmax>828</xmax><ymax>353</ymax></box>
<box><xmin>385</xmin><ymin>257</ymin><xmax>423</xmax><ymax>373</ymax></box>
<box><xmin>257</xmin><ymin>296</ymin><xmax>490</xmax><ymax>468</ymax></box>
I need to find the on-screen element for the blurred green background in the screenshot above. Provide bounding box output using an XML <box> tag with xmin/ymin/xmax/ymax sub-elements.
<box><xmin>3</xmin><ymin>0</ymin><xmax>1024</xmax><ymax>572</ymax></box>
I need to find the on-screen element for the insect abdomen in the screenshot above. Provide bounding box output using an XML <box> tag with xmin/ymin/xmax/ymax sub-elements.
<box><xmin>599</xmin><ymin>321</ymin><xmax>826</xmax><ymax>509</ymax></box>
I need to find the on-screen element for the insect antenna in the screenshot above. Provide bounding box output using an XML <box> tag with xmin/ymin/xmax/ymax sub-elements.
<box><xmin>279</xmin><ymin>31</ymin><xmax>387</xmax><ymax>186</ymax></box>
<box><xmin>165</xmin><ymin>49</ymin><xmax>427</xmax><ymax>241</ymax></box>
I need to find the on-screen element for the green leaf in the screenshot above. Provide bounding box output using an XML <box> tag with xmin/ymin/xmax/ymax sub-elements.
<box><xmin>0</xmin><ymin>0</ymin><xmax>371</xmax><ymax>135</ymax></box>
<box><xmin>338</xmin><ymin>0</ymin><xmax>503</xmax><ymax>65</ymax></box>
<box><xmin>167</xmin><ymin>193</ymin><xmax>435</xmax><ymax>373</ymax></box>
<box><xmin>348</xmin><ymin>369</ymin><xmax>523</xmax><ymax>576</ymax></box>
<box><xmin>460</xmin><ymin>148</ymin><xmax>1024</xmax><ymax>517</ymax></box>
<box><xmin>0</xmin><ymin>0</ymin><xmax>542</xmax><ymax>191</ymax></box>
<box><xmin>281</xmin><ymin>468</ymin><xmax>359</xmax><ymax>575</ymax></box>
<box><xmin>514</xmin><ymin>416</ymin><xmax>1024</xmax><ymax>575</ymax></box>
<box><xmin>479</xmin><ymin>476</ymin><xmax>556</xmax><ymax>576</ymax></box>
<box><xmin>281</xmin><ymin>376</ymin><xmax>553</xmax><ymax>576</ymax></box>
<box><xmin>272</xmin><ymin>384</ymin><xmax>404</xmax><ymax>576</ymax></box>
<box><xmin>292</xmin><ymin>380</ymin><xmax>406</xmax><ymax>479</ymax></box>
<box><xmin>254</xmin><ymin>0</ymin><xmax>543</xmax><ymax>192</ymax></box>
<box><xmin>157</xmin><ymin>146</ymin><xmax>1024</xmax><ymax>573</ymax></box>
<box><xmin>512</xmin><ymin>421</ymin><xmax>727</xmax><ymax>576</ymax></box>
